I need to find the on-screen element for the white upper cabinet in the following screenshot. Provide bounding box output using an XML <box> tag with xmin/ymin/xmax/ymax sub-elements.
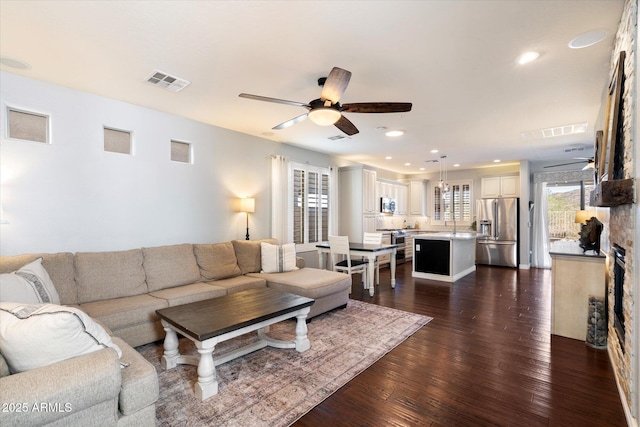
<box><xmin>409</xmin><ymin>179</ymin><xmax>428</xmax><ymax>215</ymax></box>
<box><xmin>394</xmin><ymin>184</ymin><xmax>408</xmax><ymax>215</ymax></box>
<box><xmin>481</xmin><ymin>176</ymin><xmax>519</xmax><ymax>198</ymax></box>
<box><xmin>363</xmin><ymin>168</ymin><xmax>377</xmax><ymax>213</ymax></box>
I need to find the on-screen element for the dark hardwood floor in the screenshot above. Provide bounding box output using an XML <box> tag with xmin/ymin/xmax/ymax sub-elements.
<box><xmin>295</xmin><ymin>262</ymin><xmax>627</xmax><ymax>426</ymax></box>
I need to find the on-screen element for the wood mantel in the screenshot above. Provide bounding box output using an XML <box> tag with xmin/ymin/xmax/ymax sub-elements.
<box><xmin>590</xmin><ymin>178</ymin><xmax>635</xmax><ymax>207</ymax></box>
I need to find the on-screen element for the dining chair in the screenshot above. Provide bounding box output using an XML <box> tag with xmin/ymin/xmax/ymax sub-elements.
<box><xmin>362</xmin><ymin>232</ymin><xmax>383</xmax><ymax>285</ymax></box>
<box><xmin>328</xmin><ymin>235</ymin><xmax>368</xmax><ymax>294</ymax></box>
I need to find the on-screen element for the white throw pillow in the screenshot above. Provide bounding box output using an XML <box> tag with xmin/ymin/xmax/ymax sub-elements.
<box><xmin>260</xmin><ymin>242</ymin><xmax>298</xmax><ymax>273</ymax></box>
<box><xmin>0</xmin><ymin>258</ymin><xmax>60</xmax><ymax>304</ymax></box>
<box><xmin>0</xmin><ymin>302</ymin><xmax>122</xmax><ymax>373</ymax></box>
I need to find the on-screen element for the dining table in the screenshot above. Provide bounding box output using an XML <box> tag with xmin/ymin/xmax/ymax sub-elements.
<box><xmin>315</xmin><ymin>242</ymin><xmax>398</xmax><ymax>296</ymax></box>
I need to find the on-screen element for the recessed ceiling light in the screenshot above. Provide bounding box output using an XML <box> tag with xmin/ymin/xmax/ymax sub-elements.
<box><xmin>0</xmin><ymin>56</ymin><xmax>31</xmax><ymax>70</ymax></box>
<box><xmin>494</xmin><ymin>159</ymin><xmax>501</xmax><ymax>163</ymax></box>
<box><xmin>385</xmin><ymin>130</ymin><xmax>404</xmax><ymax>137</ymax></box>
<box><xmin>385</xmin><ymin>156</ymin><xmax>392</xmax><ymax>160</ymax></box>
<box><xmin>404</xmin><ymin>163</ymin><xmax>411</xmax><ymax>166</ymax></box>
<box><xmin>569</xmin><ymin>30</ymin><xmax>607</xmax><ymax>49</ymax></box>
<box><xmin>430</xmin><ymin>149</ymin><xmax>439</xmax><ymax>153</ymax></box>
<box><xmin>517</xmin><ymin>51</ymin><xmax>540</xmax><ymax>65</ymax></box>
<box><xmin>419</xmin><ymin>167</ymin><xmax>425</xmax><ymax>171</ymax></box>
<box><xmin>453</xmin><ymin>164</ymin><xmax>460</xmax><ymax>167</ymax></box>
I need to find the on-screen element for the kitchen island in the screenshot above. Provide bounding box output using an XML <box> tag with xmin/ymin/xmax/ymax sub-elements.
<box><xmin>412</xmin><ymin>233</ymin><xmax>476</xmax><ymax>282</ymax></box>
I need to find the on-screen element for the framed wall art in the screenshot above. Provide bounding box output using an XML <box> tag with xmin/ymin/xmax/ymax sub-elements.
<box><xmin>598</xmin><ymin>50</ymin><xmax>625</xmax><ymax>181</ymax></box>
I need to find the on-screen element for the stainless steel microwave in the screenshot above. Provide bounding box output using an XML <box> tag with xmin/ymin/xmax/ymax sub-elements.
<box><xmin>380</xmin><ymin>197</ymin><xmax>396</xmax><ymax>214</ymax></box>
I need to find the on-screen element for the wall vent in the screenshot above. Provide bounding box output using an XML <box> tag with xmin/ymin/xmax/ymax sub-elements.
<box><xmin>328</xmin><ymin>135</ymin><xmax>346</xmax><ymax>141</ymax></box>
<box><xmin>144</xmin><ymin>70</ymin><xmax>190</xmax><ymax>92</ymax></box>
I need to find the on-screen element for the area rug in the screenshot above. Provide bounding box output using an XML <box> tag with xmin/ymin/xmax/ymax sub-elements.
<box><xmin>137</xmin><ymin>299</ymin><xmax>432</xmax><ymax>426</ymax></box>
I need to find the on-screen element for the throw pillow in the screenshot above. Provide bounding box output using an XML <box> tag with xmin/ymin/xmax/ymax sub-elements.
<box><xmin>260</xmin><ymin>242</ymin><xmax>298</xmax><ymax>273</ymax></box>
<box><xmin>0</xmin><ymin>302</ymin><xmax>122</xmax><ymax>373</ymax></box>
<box><xmin>194</xmin><ymin>242</ymin><xmax>242</xmax><ymax>280</ymax></box>
<box><xmin>0</xmin><ymin>257</ymin><xmax>61</xmax><ymax>304</ymax></box>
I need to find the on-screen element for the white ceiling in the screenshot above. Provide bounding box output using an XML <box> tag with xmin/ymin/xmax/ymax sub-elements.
<box><xmin>0</xmin><ymin>0</ymin><xmax>624</xmax><ymax>174</ymax></box>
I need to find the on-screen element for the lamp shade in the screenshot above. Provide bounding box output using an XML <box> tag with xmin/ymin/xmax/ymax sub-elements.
<box><xmin>308</xmin><ymin>108</ymin><xmax>341</xmax><ymax>126</ymax></box>
<box><xmin>575</xmin><ymin>210</ymin><xmax>592</xmax><ymax>224</ymax></box>
<box><xmin>237</xmin><ymin>197</ymin><xmax>255</xmax><ymax>213</ymax></box>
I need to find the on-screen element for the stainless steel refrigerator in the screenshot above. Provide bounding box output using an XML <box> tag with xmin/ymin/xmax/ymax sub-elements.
<box><xmin>476</xmin><ymin>197</ymin><xmax>519</xmax><ymax>267</ymax></box>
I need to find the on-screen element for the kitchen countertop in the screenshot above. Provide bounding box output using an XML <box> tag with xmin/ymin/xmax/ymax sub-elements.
<box><xmin>549</xmin><ymin>241</ymin><xmax>605</xmax><ymax>258</ymax></box>
<box><xmin>414</xmin><ymin>232</ymin><xmax>477</xmax><ymax>241</ymax></box>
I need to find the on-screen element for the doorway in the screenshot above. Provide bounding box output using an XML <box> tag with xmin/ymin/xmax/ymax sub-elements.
<box><xmin>546</xmin><ymin>181</ymin><xmax>594</xmax><ymax>243</ymax></box>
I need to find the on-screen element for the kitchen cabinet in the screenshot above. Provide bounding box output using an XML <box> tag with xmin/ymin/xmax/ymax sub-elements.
<box><xmin>409</xmin><ymin>180</ymin><xmax>428</xmax><ymax>215</ymax></box>
<box><xmin>394</xmin><ymin>183</ymin><xmax>408</xmax><ymax>215</ymax></box>
<box><xmin>339</xmin><ymin>166</ymin><xmax>378</xmax><ymax>242</ymax></box>
<box><xmin>363</xmin><ymin>168</ymin><xmax>377</xmax><ymax>213</ymax></box>
<box><xmin>378</xmin><ymin>233</ymin><xmax>392</xmax><ymax>265</ymax></box>
<box><xmin>377</xmin><ymin>180</ymin><xmax>408</xmax><ymax>215</ymax></box>
<box><xmin>405</xmin><ymin>234</ymin><xmax>414</xmax><ymax>260</ymax></box>
<box><xmin>412</xmin><ymin>233</ymin><xmax>476</xmax><ymax>282</ymax></box>
<box><xmin>481</xmin><ymin>176</ymin><xmax>519</xmax><ymax>198</ymax></box>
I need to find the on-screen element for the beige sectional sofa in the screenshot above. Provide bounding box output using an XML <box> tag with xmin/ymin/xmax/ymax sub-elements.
<box><xmin>0</xmin><ymin>238</ymin><xmax>351</xmax><ymax>426</ymax></box>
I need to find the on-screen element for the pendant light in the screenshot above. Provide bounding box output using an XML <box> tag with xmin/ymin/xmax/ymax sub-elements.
<box><xmin>439</xmin><ymin>155</ymin><xmax>449</xmax><ymax>196</ymax></box>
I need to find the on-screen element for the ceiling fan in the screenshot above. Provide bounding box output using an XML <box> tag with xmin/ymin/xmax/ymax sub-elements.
<box><xmin>239</xmin><ymin>67</ymin><xmax>412</xmax><ymax>136</ymax></box>
<box><xmin>544</xmin><ymin>157</ymin><xmax>595</xmax><ymax>170</ymax></box>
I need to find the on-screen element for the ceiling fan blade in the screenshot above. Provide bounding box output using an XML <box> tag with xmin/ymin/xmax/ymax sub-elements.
<box><xmin>543</xmin><ymin>161</ymin><xmax>587</xmax><ymax>168</ymax></box>
<box><xmin>273</xmin><ymin>113</ymin><xmax>308</xmax><ymax>130</ymax></box>
<box><xmin>334</xmin><ymin>115</ymin><xmax>359</xmax><ymax>136</ymax></box>
<box><xmin>342</xmin><ymin>102</ymin><xmax>413</xmax><ymax>113</ymax></box>
<box><xmin>320</xmin><ymin>67</ymin><xmax>351</xmax><ymax>104</ymax></box>
<box><xmin>239</xmin><ymin>93</ymin><xmax>309</xmax><ymax>108</ymax></box>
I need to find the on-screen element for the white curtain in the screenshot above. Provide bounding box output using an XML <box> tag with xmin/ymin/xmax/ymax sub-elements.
<box><xmin>531</xmin><ymin>181</ymin><xmax>551</xmax><ymax>268</ymax></box>
<box><xmin>270</xmin><ymin>155</ymin><xmax>290</xmax><ymax>243</ymax></box>
<box><xmin>329</xmin><ymin>166</ymin><xmax>339</xmax><ymax>236</ymax></box>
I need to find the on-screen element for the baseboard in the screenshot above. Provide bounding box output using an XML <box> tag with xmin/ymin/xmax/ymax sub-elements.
<box><xmin>519</xmin><ymin>263</ymin><xmax>530</xmax><ymax>270</ymax></box>
<box><xmin>608</xmin><ymin>346</ymin><xmax>636</xmax><ymax>426</ymax></box>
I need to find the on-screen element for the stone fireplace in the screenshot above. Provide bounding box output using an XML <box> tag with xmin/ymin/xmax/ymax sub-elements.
<box><xmin>600</xmin><ymin>0</ymin><xmax>636</xmax><ymax>421</ymax></box>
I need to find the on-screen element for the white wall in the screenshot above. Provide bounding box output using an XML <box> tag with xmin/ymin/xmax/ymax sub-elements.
<box><xmin>0</xmin><ymin>72</ymin><xmax>337</xmax><ymax>255</ymax></box>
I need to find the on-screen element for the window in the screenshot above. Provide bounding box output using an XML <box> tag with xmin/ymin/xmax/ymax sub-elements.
<box><xmin>104</xmin><ymin>127</ymin><xmax>132</xmax><ymax>154</ymax></box>
<box><xmin>7</xmin><ymin>107</ymin><xmax>49</xmax><ymax>143</ymax></box>
<box><xmin>171</xmin><ymin>140</ymin><xmax>191</xmax><ymax>163</ymax></box>
<box><xmin>291</xmin><ymin>162</ymin><xmax>330</xmax><ymax>251</ymax></box>
<box><xmin>547</xmin><ymin>181</ymin><xmax>594</xmax><ymax>241</ymax></box>
<box><xmin>433</xmin><ymin>180</ymin><xmax>472</xmax><ymax>224</ymax></box>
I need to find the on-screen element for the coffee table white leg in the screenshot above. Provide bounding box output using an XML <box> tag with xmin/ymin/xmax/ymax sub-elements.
<box><xmin>194</xmin><ymin>340</ymin><xmax>218</xmax><ymax>401</ymax></box>
<box><xmin>294</xmin><ymin>307</ymin><xmax>311</xmax><ymax>352</ymax></box>
<box><xmin>160</xmin><ymin>320</ymin><xmax>179</xmax><ymax>370</ymax></box>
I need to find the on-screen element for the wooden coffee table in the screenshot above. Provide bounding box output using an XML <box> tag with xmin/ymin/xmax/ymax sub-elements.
<box><xmin>155</xmin><ymin>288</ymin><xmax>314</xmax><ymax>400</ymax></box>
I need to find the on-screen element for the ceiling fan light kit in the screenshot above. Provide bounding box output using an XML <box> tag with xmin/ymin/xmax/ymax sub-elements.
<box><xmin>308</xmin><ymin>107</ymin><xmax>341</xmax><ymax>126</ymax></box>
<box><xmin>239</xmin><ymin>66</ymin><xmax>412</xmax><ymax>137</ymax></box>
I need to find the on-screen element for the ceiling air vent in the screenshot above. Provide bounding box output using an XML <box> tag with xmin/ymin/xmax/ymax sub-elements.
<box><xmin>144</xmin><ymin>70</ymin><xmax>190</xmax><ymax>92</ymax></box>
<box><xmin>328</xmin><ymin>135</ymin><xmax>346</xmax><ymax>141</ymax></box>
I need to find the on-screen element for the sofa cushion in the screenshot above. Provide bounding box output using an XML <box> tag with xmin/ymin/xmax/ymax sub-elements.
<box><xmin>80</xmin><ymin>294</ymin><xmax>168</xmax><ymax>331</ymax></box>
<box><xmin>75</xmin><ymin>249</ymin><xmax>148</xmax><ymax>304</ymax></box>
<box><xmin>203</xmin><ymin>275</ymin><xmax>267</xmax><ymax>294</ymax></box>
<box><xmin>142</xmin><ymin>244</ymin><xmax>201</xmax><ymax>292</ymax></box>
<box><xmin>0</xmin><ymin>257</ymin><xmax>60</xmax><ymax>304</ymax></box>
<box><xmin>0</xmin><ymin>302</ymin><xmax>122</xmax><ymax>373</ymax></box>
<box><xmin>113</xmin><ymin>337</ymin><xmax>159</xmax><ymax>415</ymax></box>
<box><xmin>0</xmin><ymin>253</ymin><xmax>77</xmax><ymax>305</ymax></box>
<box><xmin>194</xmin><ymin>242</ymin><xmax>242</xmax><ymax>280</ymax></box>
<box><xmin>149</xmin><ymin>282</ymin><xmax>227</xmax><ymax>306</ymax></box>
<box><xmin>251</xmin><ymin>267</ymin><xmax>352</xmax><ymax>299</ymax></box>
<box><xmin>232</xmin><ymin>238</ymin><xmax>278</xmax><ymax>275</ymax></box>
